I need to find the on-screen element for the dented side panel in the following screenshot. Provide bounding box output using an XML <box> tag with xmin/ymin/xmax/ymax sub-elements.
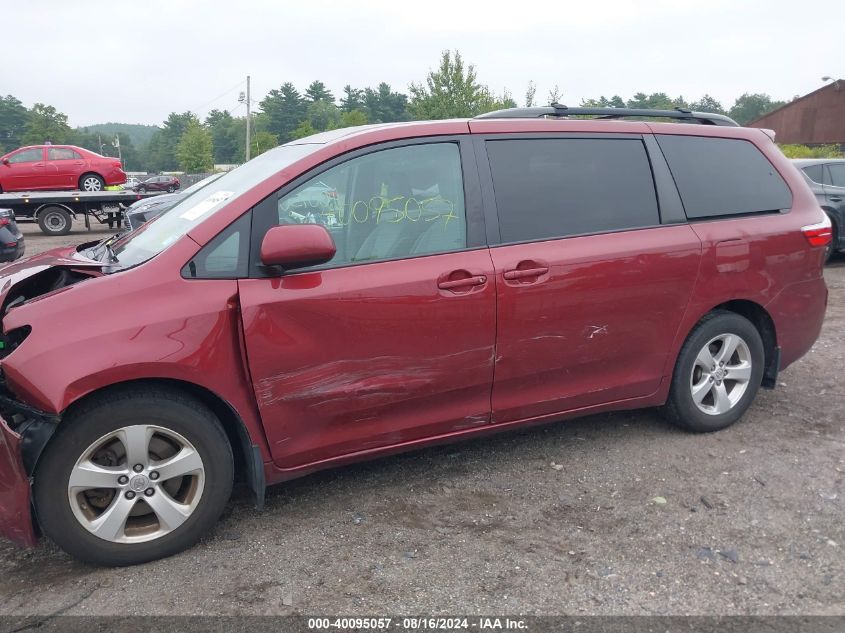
<box><xmin>0</xmin><ymin>239</ymin><xmax>272</xmax><ymax>463</ymax></box>
<box><xmin>489</xmin><ymin>225</ymin><xmax>703</xmax><ymax>423</ymax></box>
<box><xmin>238</xmin><ymin>249</ymin><xmax>497</xmax><ymax>468</ymax></box>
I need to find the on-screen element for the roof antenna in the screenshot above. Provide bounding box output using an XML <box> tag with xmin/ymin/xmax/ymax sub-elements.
<box><xmin>674</xmin><ymin>107</ymin><xmax>692</xmax><ymax>114</ymax></box>
<box><xmin>550</xmin><ymin>103</ymin><xmax>568</xmax><ymax>110</ymax></box>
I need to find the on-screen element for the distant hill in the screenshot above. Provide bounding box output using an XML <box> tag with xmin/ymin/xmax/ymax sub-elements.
<box><xmin>76</xmin><ymin>123</ymin><xmax>160</xmax><ymax>148</ymax></box>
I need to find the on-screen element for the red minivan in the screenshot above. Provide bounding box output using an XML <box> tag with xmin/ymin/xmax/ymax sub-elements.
<box><xmin>0</xmin><ymin>144</ymin><xmax>126</xmax><ymax>192</ymax></box>
<box><xmin>0</xmin><ymin>108</ymin><xmax>830</xmax><ymax>565</ymax></box>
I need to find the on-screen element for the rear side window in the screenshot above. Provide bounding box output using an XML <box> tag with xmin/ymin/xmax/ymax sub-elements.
<box><xmin>828</xmin><ymin>164</ymin><xmax>845</xmax><ymax>188</ymax></box>
<box><xmin>486</xmin><ymin>138</ymin><xmax>659</xmax><ymax>243</ymax></box>
<box><xmin>656</xmin><ymin>135</ymin><xmax>792</xmax><ymax>218</ymax></box>
<box><xmin>802</xmin><ymin>164</ymin><xmax>825</xmax><ymax>184</ymax></box>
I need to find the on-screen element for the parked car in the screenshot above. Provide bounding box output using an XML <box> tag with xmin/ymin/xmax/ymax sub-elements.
<box><xmin>792</xmin><ymin>158</ymin><xmax>845</xmax><ymax>261</ymax></box>
<box><xmin>0</xmin><ymin>108</ymin><xmax>829</xmax><ymax>566</ymax></box>
<box><xmin>0</xmin><ymin>145</ymin><xmax>126</xmax><ymax>192</ymax></box>
<box><xmin>136</xmin><ymin>175</ymin><xmax>180</xmax><ymax>193</ymax></box>
<box><xmin>123</xmin><ymin>173</ymin><xmax>225</xmax><ymax>230</ymax></box>
<box><xmin>0</xmin><ymin>208</ymin><xmax>24</xmax><ymax>262</ymax></box>
<box><xmin>122</xmin><ymin>177</ymin><xmax>141</xmax><ymax>191</ymax></box>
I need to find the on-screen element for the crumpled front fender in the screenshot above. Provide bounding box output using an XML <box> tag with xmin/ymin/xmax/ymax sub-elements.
<box><xmin>0</xmin><ymin>415</ymin><xmax>37</xmax><ymax>547</ymax></box>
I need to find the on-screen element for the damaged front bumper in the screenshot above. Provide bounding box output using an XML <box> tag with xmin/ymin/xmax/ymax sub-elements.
<box><xmin>0</xmin><ymin>377</ymin><xmax>60</xmax><ymax>548</ymax></box>
<box><xmin>0</xmin><ymin>414</ymin><xmax>37</xmax><ymax>547</ymax></box>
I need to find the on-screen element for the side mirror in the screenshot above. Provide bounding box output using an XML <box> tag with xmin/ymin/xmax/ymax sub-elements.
<box><xmin>260</xmin><ymin>224</ymin><xmax>336</xmax><ymax>270</ymax></box>
<box><xmin>1</xmin><ymin>158</ymin><xmax>9</xmax><ymax>166</ymax></box>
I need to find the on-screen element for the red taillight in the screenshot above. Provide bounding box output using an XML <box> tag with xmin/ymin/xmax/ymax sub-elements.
<box><xmin>5</xmin><ymin>242</ymin><xmax>16</xmax><ymax>247</ymax></box>
<box><xmin>802</xmin><ymin>217</ymin><xmax>833</xmax><ymax>247</ymax></box>
<box><xmin>0</xmin><ymin>218</ymin><xmax>9</xmax><ymax>227</ymax></box>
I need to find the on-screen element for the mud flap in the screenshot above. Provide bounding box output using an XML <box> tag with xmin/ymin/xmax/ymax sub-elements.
<box><xmin>0</xmin><ymin>415</ymin><xmax>37</xmax><ymax>547</ymax></box>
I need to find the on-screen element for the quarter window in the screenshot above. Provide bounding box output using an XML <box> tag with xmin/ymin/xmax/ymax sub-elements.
<box><xmin>270</xmin><ymin>143</ymin><xmax>466</xmax><ymax>268</ymax></box>
<box><xmin>485</xmin><ymin>138</ymin><xmax>659</xmax><ymax>243</ymax></box>
<box><xmin>656</xmin><ymin>135</ymin><xmax>792</xmax><ymax>218</ymax></box>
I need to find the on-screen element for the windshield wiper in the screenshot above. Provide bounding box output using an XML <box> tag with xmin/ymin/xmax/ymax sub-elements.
<box><xmin>89</xmin><ymin>233</ymin><xmax>122</xmax><ymax>262</ymax></box>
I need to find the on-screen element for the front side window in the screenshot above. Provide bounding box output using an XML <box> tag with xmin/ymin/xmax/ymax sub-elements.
<box><xmin>486</xmin><ymin>138</ymin><xmax>659</xmax><ymax>243</ymax></box>
<box><xmin>48</xmin><ymin>147</ymin><xmax>81</xmax><ymax>160</ymax></box>
<box><xmin>827</xmin><ymin>164</ymin><xmax>845</xmax><ymax>188</ymax></box>
<box><xmin>271</xmin><ymin>142</ymin><xmax>466</xmax><ymax>268</ymax></box>
<box><xmin>8</xmin><ymin>148</ymin><xmax>43</xmax><ymax>164</ymax></box>
<box><xmin>656</xmin><ymin>135</ymin><xmax>792</xmax><ymax>218</ymax></box>
<box><xmin>107</xmin><ymin>142</ymin><xmax>319</xmax><ymax>270</ymax></box>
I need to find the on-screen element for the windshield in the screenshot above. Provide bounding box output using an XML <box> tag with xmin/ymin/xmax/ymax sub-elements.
<box><xmin>181</xmin><ymin>172</ymin><xmax>225</xmax><ymax>196</ymax></box>
<box><xmin>108</xmin><ymin>143</ymin><xmax>320</xmax><ymax>269</ymax></box>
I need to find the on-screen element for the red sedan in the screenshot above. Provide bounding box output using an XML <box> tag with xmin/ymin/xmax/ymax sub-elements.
<box><xmin>0</xmin><ymin>144</ymin><xmax>126</xmax><ymax>192</ymax></box>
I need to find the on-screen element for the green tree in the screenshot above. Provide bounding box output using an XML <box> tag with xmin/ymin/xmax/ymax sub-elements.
<box><xmin>307</xmin><ymin>100</ymin><xmax>342</xmax><ymax>131</ymax></box>
<box><xmin>22</xmin><ymin>103</ymin><xmax>72</xmax><ymax>145</ymax></box>
<box><xmin>340</xmin><ymin>85</ymin><xmax>364</xmax><ymax>112</ymax></box>
<box><xmin>147</xmin><ymin>112</ymin><xmax>198</xmax><ymax>171</ymax></box>
<box><xmin>176</xmin><ymin>120</ymin><xmax>213</xmax><ymax>172</ymax></box>
<box><xmin>778</xmin><ymin>144</ymin><xmax>842</xmax><ymax>159</ymax></box>
<box><xmin>305</xmin><ymin>80</ymin><xmax>334</xmax><ymax>104</ymax></box>
<box><xmin>626</xmin><ymin>92</ymin><xmax>674</xmax><ymax>110</ymax></box>
<box><xmin>729</xmin><ymin>93</ymin><xmax>785</xmax><ymax>125</ymax></box>
<box><xmin>408</xmin><ymin>50</ymin><xmax>512</xmax><ymax>119</ymax></box>
<box><xmin>250</xmin><ymin>130</ymin><xmax>279</xmax><ymax>158</ymax></box>
<box><xmin>690</xmin><ymin>94</ymin><xmax>726</xmax><ymax>115</ymax></box>
<box><xmin>205</xmin><ymin>109</ymin><xmax>239</xmax><ymax>163</ymax></box>
<box><xmin>363</xmin><ymin>83</ymin><xmax>409</xmax><ymax>122</ymax></box>
<box><xmin>341</xmin><ymin>110</ymin><xmax>368</xmax><ymax>127</ymax></box>
<box><xmin>260</xmin><ymin>82</ymin><xmax>306</xmax><ymax>143</ymax></box>
<box><xmin>291</xmin><ymin>120</ymin><xmax>317</xmax><ymax>140</ymax></box>
<box><xmin>525</xmin><ymin>81</ymin><xmax>536</xmax><ymax>107</ymax></box>
<box><xmin>0</xmin><ymin>95</ymin><xmax>29</xmax><ymax>152</ymax></box>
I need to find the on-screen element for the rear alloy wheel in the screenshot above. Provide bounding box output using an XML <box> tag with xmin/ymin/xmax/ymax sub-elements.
<box><xmin>79</xmin><ymin>173</ymin><xmax>105</xmax><ymax>192</ymax></box>
<box><xmin>34</xmin><ymin>388</ymin><xmax>233</xmax><ymax>566</ymax></box>
<box><xmin>137</xmin><ymin>185</ymin><xmax>146</xmax><ymax>193</ymax></box>
<box><xmin>664</xmin><ymin>311</ymin><xmax>764</xmax><ymax>432</ymax></box>
<box><xmin>167</xmin><ymin>185</ymin><xmax>175</xmax><ymax>193</ymax></box>
<box><xmin>37</xmin><ymin>206</ymin><xmax>72</xmax><ymax>235</ymax></box>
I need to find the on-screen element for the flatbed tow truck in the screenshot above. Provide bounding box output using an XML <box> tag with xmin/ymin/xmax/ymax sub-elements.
<box><xmin>0</xmin><ymin>189</ymin><xmax>160</xmax><ymax>236</ymax></box>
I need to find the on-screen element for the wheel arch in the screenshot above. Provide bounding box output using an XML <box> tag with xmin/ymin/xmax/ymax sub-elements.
<box><xmin>59</xmin><ymin>377</ymin><xmax>265</xmax><ymax>507</ymax></box>
<box><xmin>78</xmin><ymin>171</ymin><xmax>104</xmax><ymax>189</ymax></box>
<box><xmin>689</xmin><ymin>299</ymin><xmax>778</xmax><ymax>389</ymax></box>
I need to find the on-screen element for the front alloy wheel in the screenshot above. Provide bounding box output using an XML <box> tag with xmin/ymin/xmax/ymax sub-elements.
<box><xmin>34</xmin><ymin>387</ymin><xmax>233</xmax><ymax>566</ymax></box>
<box><xmin>68</xmin><ymin>425</ymin><xmax>205</xmax><ymax>543</ymax></box>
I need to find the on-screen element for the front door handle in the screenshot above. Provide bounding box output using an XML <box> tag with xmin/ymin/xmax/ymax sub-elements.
<box><xmin>438</xmin><ymin>275</ymin><xmax>487</xmax><ymax>290</ymax></box>
<box><xmin>503</xmin><ymin>266</ymin><xmax>549</xmax><ymax>280</ymax></box>
<box><xmin>830</xmin><ymin>196</ymin><xmax>843</xmax><ymax>202</ymax></box>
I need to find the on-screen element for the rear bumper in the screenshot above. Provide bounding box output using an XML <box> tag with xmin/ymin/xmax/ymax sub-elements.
<box><xmin>0</xmin><ymin>415</ymin><xmax>36</xmax><ymax>547</ymax></box>
<box><xmin>766</xmin><ymin>276</ymin><xmax>828</xmax><ymax>370</ymax></box>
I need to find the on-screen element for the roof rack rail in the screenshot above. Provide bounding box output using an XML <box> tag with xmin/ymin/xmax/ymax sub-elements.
<box><xmin>475</xmin><ymin>104</ymin><xmax>739</xmax><ymax>127</ymax></box>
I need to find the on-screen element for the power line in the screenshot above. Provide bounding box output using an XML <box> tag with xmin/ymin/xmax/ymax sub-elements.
<box><xmin>192</xmin><ymin>79</ymin><xmax>247</xmax><ymax>115</ymax></box>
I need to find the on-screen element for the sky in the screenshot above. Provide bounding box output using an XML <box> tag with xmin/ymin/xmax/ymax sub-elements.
<box><xmin>3</xmin><ymin>0</ymin><xmax>843</xmax><ymax>127</ymax></box>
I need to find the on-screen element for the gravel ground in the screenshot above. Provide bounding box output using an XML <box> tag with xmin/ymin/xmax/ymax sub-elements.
<box><xmin>0</xmin><ymin>219</ymin><xmax>842</xmax><ymax>616</ymax></box>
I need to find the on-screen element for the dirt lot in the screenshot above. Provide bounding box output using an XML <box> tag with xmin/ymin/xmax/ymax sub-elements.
<box><xmin>0</xmin><ymin>219</ymin><xmax>842</xmax><ymax>616</ymax></box>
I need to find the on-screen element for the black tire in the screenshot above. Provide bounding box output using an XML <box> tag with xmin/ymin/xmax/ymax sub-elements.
<box><xmin>79</xmin><ymin>173</ymin><xmax>105</xmax><ymax>192</ymax></box>
<box><xmin>137</xmin><ymin>185</ymin><xmax>146</xmax><ymax>193</ymax></box>
<box><xmin>663</xmin><ymin>311</ymin><xmax>765</xmax><ymax>433</ymax></box>
<box><xmin>33</xmin><ymin>387</ymin><xmax>234</xmax><ymax>566</ymax></box>
<box><xmin>167</xmin><ymin>185</ymin><xmax>175</xmax><ymax>193</ymax></box>
<box><xmin>37</xmin><ymin>206</ymin><xmax>72</xmax><ymax>236</ymax></box>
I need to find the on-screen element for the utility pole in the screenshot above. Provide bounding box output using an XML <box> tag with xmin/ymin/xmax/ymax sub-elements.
<box><xmin>245</xmin><ymin>75</ymin><xmax>251</xmax><ymax>161</ymax></box>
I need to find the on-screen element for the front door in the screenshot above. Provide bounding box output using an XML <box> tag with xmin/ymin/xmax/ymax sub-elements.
<box><xmin>4</xmin><ymin>147</ymin><xmax>46</xmax><ymax>190</ymax></box>
<box><xmin>238</xmin><ymin>140</ymin><xmax>497</xmax><ymax>467</ymax></box>
<box><xmin>479</xmin><ymin>136</ymin><xmax>702</xmax><ymax>423</ymax></box>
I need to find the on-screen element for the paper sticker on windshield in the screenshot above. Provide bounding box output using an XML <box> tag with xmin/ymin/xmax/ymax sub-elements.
<box><xmin>179</xmin><ymin>191</ymin><xmax>234</xmax><ymax>221</ymax></box>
